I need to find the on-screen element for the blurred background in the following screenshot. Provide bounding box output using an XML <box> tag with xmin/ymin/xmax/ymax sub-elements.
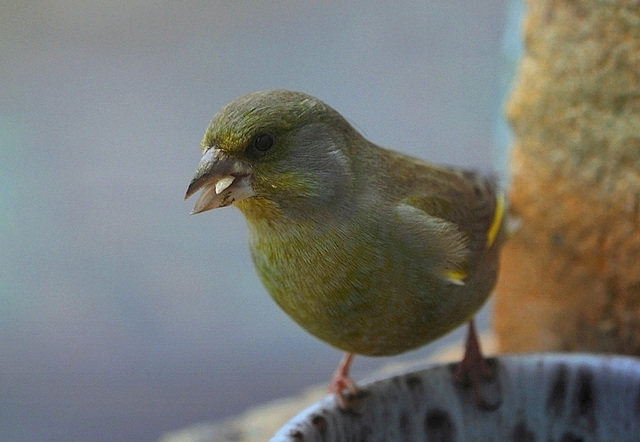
<box><xmin>1</xmin><ymin>1</ymin><xmax>517</xmax><ymax>440</ymax></box>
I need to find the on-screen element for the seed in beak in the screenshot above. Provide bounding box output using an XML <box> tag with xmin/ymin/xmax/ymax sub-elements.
<box><xmin>215</xmin><ymin>176</ymin><xmax>236</xmax><ymax>195</ymax></box>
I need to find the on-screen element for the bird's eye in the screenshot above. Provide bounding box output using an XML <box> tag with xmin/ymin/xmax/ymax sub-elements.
<box><xmin>254</xmin><ymin>134</ymin><xmax>275</xmax><ymax>152</ymax></box>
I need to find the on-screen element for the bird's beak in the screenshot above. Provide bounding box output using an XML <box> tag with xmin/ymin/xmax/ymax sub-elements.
<box><xmin>184</xmin><ymin>148</ymin><xmax>255</xmax><ymax>214</ymax></box>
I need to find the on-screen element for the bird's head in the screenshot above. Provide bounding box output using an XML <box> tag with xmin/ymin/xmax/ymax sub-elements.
<box><xmin>185</xmin><ymin>90</ymin><xmax>358</xmax><ymax>221</ymax></box>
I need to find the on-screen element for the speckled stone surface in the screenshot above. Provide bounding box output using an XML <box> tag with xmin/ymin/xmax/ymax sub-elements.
<box><xmin>495</xmin><ymin>0</ymin><xmax>640</xmax><ymax>354</ymax></box>
<box><xmin>274</xmin><ymin>354</ymin><xmax>640</xmax><ymax>442</ymax></box>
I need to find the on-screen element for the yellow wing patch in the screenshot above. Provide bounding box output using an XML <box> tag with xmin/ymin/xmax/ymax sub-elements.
<box><xmin>444</xmin><ymin>269</ymin><xmax>467</xmax><ymax>286</ymax></box>
<box><xmin>486</xmin><ymin>192</ymin><xmax>505</xmax><ymax>248</ymax></box>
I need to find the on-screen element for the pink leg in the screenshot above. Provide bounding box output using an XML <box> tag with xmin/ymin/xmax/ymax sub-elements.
<box><xmin>328</xmin><ymin>353</ymin><xmax>360</xmax><ymax>409</ymax></box>
<box><xmin>454</xmin><ymin>320</ymin><xmax>495</xmax><ymax>408</ymax></box>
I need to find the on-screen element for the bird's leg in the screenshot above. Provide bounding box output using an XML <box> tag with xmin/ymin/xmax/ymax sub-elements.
<box><xmin>454</xmin><ymin>320</ymin><xmax>496</xmax><ymax>409</ymax></box>
<box><xmin>328</xmin><ymin>352</ymin><xmax>360</xmax><ymax>409</ymax></box>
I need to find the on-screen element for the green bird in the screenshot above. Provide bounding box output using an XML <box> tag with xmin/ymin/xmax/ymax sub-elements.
<box><xmin>185</xmin><ymin>90</ymin><xmax>506</xmax><ymax>408</ymax></box>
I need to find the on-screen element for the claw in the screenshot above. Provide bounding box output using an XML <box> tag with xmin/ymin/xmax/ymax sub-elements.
<box><xmin>328</xmin><ymin>353</ymin><xmax>362</xmax><ymax>410</ymax></box>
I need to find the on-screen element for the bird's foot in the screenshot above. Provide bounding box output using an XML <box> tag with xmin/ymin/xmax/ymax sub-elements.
<box><xmin>454</xmin><ymin>320</ymin><xmax>501</xmax><ymax>410</ymax></box>
<box><xmin>329</xmin><ymin>353</ymin><xmax>363</xmax><ymax>410</ymax></box>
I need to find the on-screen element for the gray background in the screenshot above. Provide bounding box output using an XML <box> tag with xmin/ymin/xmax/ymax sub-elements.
<box><xmin>1</xmin><ymin>1</ymin><xmax>515</xmax><ymax>440</ymax></box>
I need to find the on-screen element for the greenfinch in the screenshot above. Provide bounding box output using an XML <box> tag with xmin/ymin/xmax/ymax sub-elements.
<box><xmin>185</xmin><ymin>90</ymin><xmax>506</xmax><ymax>408</ymax></box>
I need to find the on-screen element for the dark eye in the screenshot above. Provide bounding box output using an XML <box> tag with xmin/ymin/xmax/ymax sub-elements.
<box><xmin>254</xmin><ymin>134</ymin><xmax>275</xmax><ymax>152</ymax></box>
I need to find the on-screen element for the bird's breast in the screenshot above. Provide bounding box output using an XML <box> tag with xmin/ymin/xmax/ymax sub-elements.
<box><xmin>248</xmin><ymin>222</ymin><xmax>373</xmax><ymax>316</ymax></box>
<box><xmin>245</xmin><ymin>219</ymin><xmax>471</xmax><ymax>355</ymax></box>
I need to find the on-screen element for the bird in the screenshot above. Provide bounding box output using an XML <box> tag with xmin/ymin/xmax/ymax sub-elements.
<box><xmin>185</xmin><ymin>89</ymin><xmax>506</xmax><ymax>409</ymax></box>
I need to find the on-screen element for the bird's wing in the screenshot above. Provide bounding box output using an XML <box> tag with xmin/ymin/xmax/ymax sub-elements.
<box><xmin>394</xmin><ymin>196</ymin><xmax>471</xmax><ymax>285</ymax></box>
